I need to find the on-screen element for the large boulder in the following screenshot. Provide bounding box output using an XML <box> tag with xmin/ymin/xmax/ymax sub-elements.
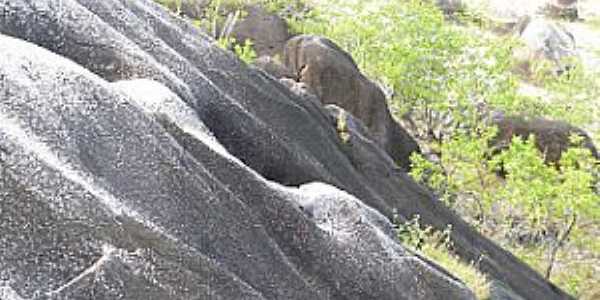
<box><xmin>0</xmin><ymin>0</ymin><xmax>573</xmax><ymax>299</ymax></box>
<box><xmin>519</xmin><ymin>18</ymin><xmax>577</xmax><ymax>72</ymax></box>
<box><xmin>253</xmin><ymin>55</ymin><xmax>297</xmax><ymax>79</ymax></box>
<box><xmin>0</xmin><ymin>35</ymin><xmax>474</xmax><ymax>300</ymax></box>
<box><xmin>230</xmin><ymin>5</ymin><xmax>291</xmax><ymax>57</ymax></box>
<box><xmin>491</xmin><ymin>114</ymin><xmax>599</xmax><ymax>164</ymax></box>
<box><xmin>283</xmin><ymin>35</ymin><xmax>420</xmax><ymax>170</ymax></box>
<box><xmin>512</xmin><ymin>17</ymin><xmax>578</xmax><ymax>76</ymax></box>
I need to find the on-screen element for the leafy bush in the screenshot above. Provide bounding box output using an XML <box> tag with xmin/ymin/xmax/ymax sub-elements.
<box><xmin>154</xmin><ymin>0</ymin><xmax>600</xmax><ymax>296</ymax></box>
<box><xmin>291</xmin><ymin>0</ymin><xmax>599</xmax><ymax>296</ymax></box>
<box><xmin>289</xmin><ymin>0</ymin><xmax>522</xmax><ymax>139</ymax></box>
<box><xmin>217</xmin><ymin>37</ymin><xmax>257</xmax><ymax>64</ymax></box>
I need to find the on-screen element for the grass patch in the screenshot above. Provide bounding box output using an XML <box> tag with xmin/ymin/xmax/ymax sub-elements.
<box><xmin>421</xmin><ymin>244</ymin><xmax>491</xmax><ymax>299</ymax></box>
<box><xmin>153</xmin><ymin>0</ymin><xmax>600</xmax><ymax>297</ymax></box>
<box><xmin>510</xmin><ymin>243</ymin><xmax>600</xmax><ymax>298</ymax></box>
<box><xmin>398</xmin><ymin>217</ymin><xmax>491</xmax><ymax>299</ymax></box>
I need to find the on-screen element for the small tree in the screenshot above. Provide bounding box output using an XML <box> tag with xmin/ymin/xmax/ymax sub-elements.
<box><xmin>491</xmin><ymin>135</ymin><xmax>599</xmax><ymax>279</ymax></box>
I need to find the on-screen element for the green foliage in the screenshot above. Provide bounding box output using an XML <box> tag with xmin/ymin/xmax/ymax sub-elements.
<box><xmin>493</xmin><ymin>135</ymin><xmax>599</xmax><ymax>227</ymax></box>
<box><xmin>512</xmin><ymin>244</ymin><xmax>600</xmax><ymax>298</ymax></box>
<box><xmin>156</xmin><ymin>0</ymin><xmax>600</xmax><ymax>295</ymax></box>
<box><xmin>217</xmin><ymin>37</ymin><xmax>257</xmax><ymax>64</ymax></box>
<box><xmin>411</xmin><ymin>126</ymin><xmax>501</xmax><ymax>225</ymax></box>
<box><xmin>335</xmin><ymin>110</ymin><xmax>351</xmax><ymax>144</ymax></box>
<box><xmin>411</xmin><ymin>129</ymin><xmax>599</xmax><ymax>294</ymax></box>
<box><xmin>292</xmin><ymin>0</ymin><xmax>599</xmax><ymax>295</ymax></box>
<box><xmin>289</xmin><ymin>0</ymin><xmax>520</xmax><ymax>135</ymax></box>
<box><xmin>527</xmin><ymin>60</ymin><xmax>600</xmax><ymax>127</ymax></box>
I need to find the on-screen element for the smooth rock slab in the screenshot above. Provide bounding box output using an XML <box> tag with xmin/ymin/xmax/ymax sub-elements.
<box><xmin>0</xmin><ymin>1</ymin><xmax>574</xmax><ymax>299</ymax></box>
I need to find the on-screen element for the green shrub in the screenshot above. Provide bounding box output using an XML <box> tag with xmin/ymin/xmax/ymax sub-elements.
<box><xmin>294</xmin><ymin>0</ymin><xmax>600</xmax><ymax>295</ymax></box>
<box><xmin>156</xmin><ymin>0</ymin><xmax>600</xmax><ymax>295</ymax></box>
<box><xmin>217</xmin><ymin>37</ymin><xmax>257</xmax><ymax>64</ymax></box>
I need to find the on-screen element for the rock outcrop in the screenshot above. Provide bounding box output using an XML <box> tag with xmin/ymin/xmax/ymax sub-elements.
<box><xmin>284</xmin><ymin>35</ymin><xmax>420</xmax><ymax>170</ymax></box>
<box><xmin>230</xmin><ymin>5</ymin><xmax>291</xmax><ymax>57</ymax></box>
<box><xmin>0</xmin><ymin>1</ymin><xmax>574</xmax><ymax>299</ymax></box>
<box><xmin>491</xmin><ymin>115</ymin><xmax>599</xmax><ymax>163</ymax></box>
<box><xmin>254</xmin><ymin>55</ymin><xmax>297</xmax><ymax>80</ymax></box>
<box><xmin>517</xmin><ymin>17</ymin><xmax>577</xmax><ymax>75</ymax></box>
<box><xmin>0</xmin><ymin>34</ymin><xmax>472</xmax><ymax>300</ymax></box>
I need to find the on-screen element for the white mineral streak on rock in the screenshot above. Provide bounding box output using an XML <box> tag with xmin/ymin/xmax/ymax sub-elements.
<box><xmin>44</xmin><ymin>244</ymin><xmax>117</xmax><ymax>297</ymax></box>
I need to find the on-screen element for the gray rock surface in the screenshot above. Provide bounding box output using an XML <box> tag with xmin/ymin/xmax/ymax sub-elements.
<box><xmin>231</xmin><ymin>5</ymin><xmax>291</xmax><ymax>57</ymax></box>
<box><xmin>283</xmin><ymin>35</ymin><xmax>421</xmax><ymax>170</ymax></box>
<box><xmin>254</xmin><ymin>55</ymin><xmax>297</xmax><ymax>80</ymax></box>
<box><xmin>518</xmin><ymin>17</ymin><xmax>577</xmax><ymax>74</ymax></box>
<box><xmin>0</xmin><ymin>0</ymin><xmax>573</xmax><ymax>299</ymax></box>
<box><xmin>0</xmin><ymin>35</ymin><xmax>473</xmax><ymax>300</ymax></box>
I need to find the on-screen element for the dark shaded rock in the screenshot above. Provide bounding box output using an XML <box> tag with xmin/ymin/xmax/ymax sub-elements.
<box><xmin>436</xmin><ymin>0</ymin><xmax>464</xmax><ymax>15</ymax></box>
<box><xmin>325</xmin><ymin>105</ymin><xmax>406</xmax><ymax>180</ymax></box>
<box><xmin>0</xmin><ymin>36</ymin><xmax>474</xmax><ymax>299</ymax></box>
<box><xmin>254</xmin><ymin>55</ymin><xmax>297</xmax><ymax>79</ymax></box>
<box><xmin>0</xmin><ymin>1</ymin><xmax>573</xmax><ymax>299</ymax></box>
<box><xmin>230</xmin><ymin>5</ymin><xmax>291</xmax><ymax>57</ymax></box>
<box><xmin>492</xmin><ymin>115</ymin><xmax>599</xmax><ymax>164</ymax></box>
<box><xmin>283</xmin><ymin>35</ymin><xmax>420</xmax><ymax>170</ymax></box>
<box><xmin>489</xmin><ymin>280</ymin><xmax>526</xmax><ymax>300</ymax></box>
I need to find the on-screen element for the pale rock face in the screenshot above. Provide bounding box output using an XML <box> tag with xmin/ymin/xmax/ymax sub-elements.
<box><xmin>519</xmin><ymin>17</ymin><xmax>577</xmax><ymax>72</ymax></box>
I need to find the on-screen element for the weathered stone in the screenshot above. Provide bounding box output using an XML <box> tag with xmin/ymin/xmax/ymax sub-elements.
<box><xmin>230</xmin><ymin>5</ymin><xmax>291</xmax><ymax>57</ymax></box>
<box><xmin>254</xmin><ymin>55</ymin><xmax>297</xmax><ymax>79</ymax></box>
<box><xmin>283</xmin><ymin>35</ymin><xmax>420</xmax><ymax>170</ymax></box>
<box><xmin>492</xmin><ymin>114</ymin><xmax>599</xmax><ymax>164</ymax></box>
<box><xmin>543</xmin><ymin>0</ymin><xmax>578</xmax><ymax>20</ymax></box>
<box><xmin>0</xmin><ymin>34</ymin><xmax>477</xmax><ymax>299</ymax></box>
<box><xmin>0</xmin><ymin>1</ymin><xmax>574</xmax><ymax>299</ymax></box>
<box><xmin>520</xmin><ymin>18</ymin><xmax>577</xmax><ymax>71</ymax></box>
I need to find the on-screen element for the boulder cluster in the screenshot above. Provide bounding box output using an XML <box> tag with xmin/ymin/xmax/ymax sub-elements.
<box><xmin>0</xmin><ymin>1</ymin><xmax>589</xmax><ymax>300</ymax></box>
